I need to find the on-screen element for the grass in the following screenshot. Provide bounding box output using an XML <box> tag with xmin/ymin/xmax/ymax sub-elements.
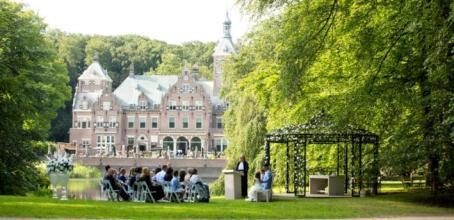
<box><xmin>0</xmin><ymin>192</ymin><xmax>453</xmax><ymax>219</ymax></box>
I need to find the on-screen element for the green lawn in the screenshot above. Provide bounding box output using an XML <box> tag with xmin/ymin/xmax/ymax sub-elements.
<box><xmin>0</xmin><ymin>192</ymin><xmax>453</xmax><ymax>219</ymax></box>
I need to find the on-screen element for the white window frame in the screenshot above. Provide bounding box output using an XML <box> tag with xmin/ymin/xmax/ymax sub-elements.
<box><xmin>182</xmin><ymin>116</ymin><xmax>189</xmax><ymax>129</ymax></box>
<box><xmin>195</xmin><ymin>117</ymin><xmax>202</xmax><ymax>129</ymax></box>
<box><xmin>168</xmin><ymin>116</ymin><xmax>176</xmax><ymax>129</ymax></box>
<box><xmin>139</xmin><ymin>117</ymin><xmax>146</xmax><ymax>129</ymax></box>
<box><xmin>139</xmin><ymin>100</ymin><xmax>147</xmax><ymax>110</ymax></box>
<box><xmin>127</xmin><ymin>136</ymin><xmax>135</xmax><ymax>146</ymax></box>
<box><xmin>182</xmin><ymin>100</ymin><xmax>190</xmax><ymax>111</ymax></box>
<box><xmin>195</xmin><ymin>100</ymin><xmax>203</xmax><ymax>110</ymax></box>
<box><xmin>169</xmin><ymin>100</ymin><xmax>177</xmax><ymax>110</ymax></box>
<box><xmin>97</xmin><ymin>135</ymin><xmax>115</xmax><ymax>151</ymax></box>
<box><xmin>96</xmin><ymin>116</ymin><xmax>103</xmax><ymax>127</ymax></box>
<box><xmin>128</xmin><ymin>116</ymin><xmax>135</xmax><ymax>129</ymax></box>
<box><xmin>216</xmin><ymin>117</ymin><xmax>223</xmax><ymax>129</ymax></box>
<box><xmin>82</xmin><ymin>139</ymin><xmax>90</xmax><ymax>148</ymax></box>
<box><xmin>109</xmin><ymin>116</ymin><xmax>117</xmax><ymax>128</ymax></box>
<box><xmin>151</xmin><ymin>117</ymin><xmax>158</xmax><ymax>129</ymax></box>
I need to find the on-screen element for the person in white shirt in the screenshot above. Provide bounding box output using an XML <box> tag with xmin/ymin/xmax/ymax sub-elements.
<box><xmin>155</xmin><ymin>164</ymin><xmax>167</xmax><ymax>184</ymax></box>
<box><xmin>235</xmin><ymin>155</ymin><xmax>249</xmax><ymax>197</ymax></box>
<box><xmin>189</xmin><ymin>168</ymin><xmax>202</xmax><ymax>184</ymax></box>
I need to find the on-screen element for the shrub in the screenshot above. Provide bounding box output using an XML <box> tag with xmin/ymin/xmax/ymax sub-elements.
<box><xmin>70</xmin><ymin>164</ymin><xmax>101</xmax><ymax>179</ymax></box>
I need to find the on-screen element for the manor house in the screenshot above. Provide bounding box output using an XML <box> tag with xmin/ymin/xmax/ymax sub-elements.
<box><xmin>69</xmin><ymin>13</ymin><xmax>235</xmax><ymax>158</ymax></box>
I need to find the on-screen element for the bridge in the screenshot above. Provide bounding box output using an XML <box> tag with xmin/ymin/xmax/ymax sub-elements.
<box><xmin>74</xmin><ymin>157</ymin><xmax>228</xmax><ymax>181</ymax></box>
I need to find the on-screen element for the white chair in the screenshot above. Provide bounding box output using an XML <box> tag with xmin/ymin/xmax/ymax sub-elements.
<box><xmin>101</xmin><ymin>180</ymin><xmax>119</xmax><ymax>201</ymax></box>
<box><xmin>254</xmin><ymin>189</ymin><xmax>272</xmax><ymax>202</ymax></box>
<box><xmin>136</xmin><ymin>182</ymin><xmax>156</xmax><ymax>203</ymax></box>
<box><xmin>185</xmin><ymin>182</ymin><xmax>196</xmax><ymax>202</ymax></box>
<box><xmin>163</xmin><ymin>181</ymin><xmax>180</xmax><ymax>203</ymax></box>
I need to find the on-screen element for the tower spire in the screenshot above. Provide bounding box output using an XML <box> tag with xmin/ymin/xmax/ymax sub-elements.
<box><xmin>93</xmin><ymin>52</ymin><xmax>99</xmax><ymax>62</ymax></box>
<box><xmin>213</xmin><ymin>10</ymin><xmax>236</xmax><ymax>96</ymax></box>
<box><xmin>223</xmin><ymin>11</ymin><xmax>232</xmax><ymax>39</ymax></box>
<box><xmin>129</xmin><ymin>62</ymin><xmax>134</xmax><ymax>77</ymax></box>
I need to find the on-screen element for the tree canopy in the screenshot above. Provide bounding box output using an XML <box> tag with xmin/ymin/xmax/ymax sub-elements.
<box><xmin>218</xmin><ymin>0</ymin><xmax>453</xmax><ymax>193</ymax></box>
<box><xmin>0</xmin><ymin>0</ymin><xmax>71</xmax><ymax>194</ymax></box>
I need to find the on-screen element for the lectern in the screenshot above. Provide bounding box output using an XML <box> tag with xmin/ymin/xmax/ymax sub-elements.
<box><xmin>223</xmin><ymin>169</ymin><xmax>242</xmax><ymax>200</ymax></box>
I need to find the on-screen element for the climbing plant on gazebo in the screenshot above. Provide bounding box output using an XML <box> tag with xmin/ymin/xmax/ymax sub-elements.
<box><xmin>264</xmin><ymin>112</ymin><xmax>380</xmax><ymax>197</ymax></box>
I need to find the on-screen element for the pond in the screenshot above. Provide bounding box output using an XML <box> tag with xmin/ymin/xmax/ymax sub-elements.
<box><xmin>67</xmin><ymin>177</ymin><xmax>218</xmax><ymax>200</ymax></box>
<box><xmin>68</xmin><ymin>178</ymin><xmax>102</xmax><ymax>200</ymax></box>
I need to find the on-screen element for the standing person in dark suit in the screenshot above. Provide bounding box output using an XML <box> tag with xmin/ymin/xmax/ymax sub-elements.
<box><xmin>235</xmin><ymin>155</ymin><xmax>249</xmax><ymax>197</ymax></box>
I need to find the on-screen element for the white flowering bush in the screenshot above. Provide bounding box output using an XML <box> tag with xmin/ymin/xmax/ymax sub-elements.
<box><xmin>46</xmin><ymin>152</ymin><xmax>74</xmax><ymax>174</ymax></box>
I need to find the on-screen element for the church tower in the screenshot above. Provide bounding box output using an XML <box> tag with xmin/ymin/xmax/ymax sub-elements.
<box><xmin>213</xmin><ymin>11</ymin><xmax>236</xmax><ymax>96</ymax></box>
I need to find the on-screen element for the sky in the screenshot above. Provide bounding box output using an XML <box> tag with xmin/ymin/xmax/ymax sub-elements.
<box><xmin>16</xmin><ymin>0</ymin><xmax>252</xmax><ymax>44</ymax></box>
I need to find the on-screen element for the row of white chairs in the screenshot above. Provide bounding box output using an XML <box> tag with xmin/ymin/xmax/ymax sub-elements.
<box><xmin>100</xmin><ymin>180</ymin><xmax>195</xmax><ymax>203</ymax></box>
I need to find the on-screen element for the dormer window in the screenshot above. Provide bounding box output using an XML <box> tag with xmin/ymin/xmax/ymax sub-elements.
<box><xmin>181</xmin><ymin>84</ymin><xmax>192</xmax><ymax>93</ymax></box>
<box><xmin>139</xmin><ymin>100</ymin><xmax>147</xmax><ymax>110</ymax></box>
<box><xmin>102</xmin><ymin>101</ymin><xmax>111</xmax><ymax>111</ymax></box>
<box><xmin>168</xmin><ymin>100</ymin><xmax>177</xmax><ymax>110</ymax></box>
<box><xmin>195</xmin><ymin>100</ymin><xmax>203</xmax><ymax>110</ymax></box>
<box><xmin>182</xmin><ymin>101</ymin><xmax>189</xmax><ymax>111</ymax></box>
<box><xmin>109</xmin><ymin>116</ymin><xmax>117</xmax><ymax>128</ymax></box>
<box><xmin>96</xmin><ymin>116</ymin><xmax>103</xmax><ymax>127</ymax></box>
<box><xmin>82</xmin><ymin>101</ymin><xmax>88</xmax><ymax>110</ymax></box>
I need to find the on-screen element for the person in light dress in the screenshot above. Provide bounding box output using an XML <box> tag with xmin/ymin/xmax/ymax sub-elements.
<box><xmin>245</xmin><ymin>171</ymin><xmax>264</xmax><ymax>201</ymax></box>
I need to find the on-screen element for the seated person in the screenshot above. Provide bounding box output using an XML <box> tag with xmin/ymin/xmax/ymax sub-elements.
<box><xmin>104</xmin><ymin>168</ymin><xmax>130</xmax><ymax>201</ymax></box>
<box><xmin>135</xmin><ymin>167</ymin><xmax>142</xmax><ymax>180</ymax></box>
<box><xmin>189</xmin><ymin>168</ymin><xmax>202</xmax><ymax>184</ymax></box>
<box><xmin>118</xmin><ymin>168</ymin><xmax>127</xmax><ymax>184</ymax></box>
<box><xmin>155</xmin><ymin>165</ymin><xmax>167</xmax><ymax>184</ymax></box>
<box><xmin>261</xmin><ymin>165</ymin><xmax>273</xmax><ymax>190</ymax></box>
<box><xmin>171</xmin><ymin>170</ymin><xmax>185</xmax><ymax>200</ymax></box>
<box><xmin>127</xmin><ymin>167</ymin><xmax>136</xmax><ymax>191</ymax></box>
<box><xmin>152</xmin><ymin>167</ymin><xmax>161</xmax><ymax>182</ymax></box>
<box><xmin>184</xmin><ymin>168</ymin><xmax>193</xmax><ymax>183</ymax></box>
<box><xmin>179</xmin><ymin>170</ymin><xmax>187</xmax><ymax>190</ymax></box>
<box><xmin>104</xmin><ymin>165</ymin><xmax>111</xmax><ymax>177</ymax></box>
<box><xmin>245</xmin><ymin>171</ymin><xmax>263</xmax><ymax>202</ymax></box>
<box><xmin>137</xmin><ymin>167</ymin><xmax>165</xmax><ymax>202</ymax></box>
<box><xmin>163</xmin><ymin>167</ymin><xmax>174</xmax><ymax>182</ymax></box>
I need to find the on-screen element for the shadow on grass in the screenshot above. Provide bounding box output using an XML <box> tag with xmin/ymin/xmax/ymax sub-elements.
<box><xmin>376</xmin><ymin>190</ymin><xmax>454</xmax><ymax>208</ymax></box>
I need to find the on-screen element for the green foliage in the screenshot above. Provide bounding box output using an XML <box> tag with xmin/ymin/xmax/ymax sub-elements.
<box><xmin>221</xmin><ymin>0</ymin><xmax>454</xmax><ymax>192</ymax></box>
<box><xmin>30</xmin><ymin>187</ymin><xmax>52</xmax><ymax>198</ymax></box>
<box><xmin>70</xmin><ymin>164</ymin><xmax>101</xmax><ymax>179</ymax></box>
<box><xmin>30</xmin><ymin>163</ymin><xmax>51</xmax><ymax>197</ymax></box>
<box><xmin>0</xmin><ymin>0</ymin><xmax>71</xmax><ymax>195</ymax></box>
<box><xmin>146</xmin><ymin>41</ymin><xmax>215</xmax><ymax>79</ymax></box>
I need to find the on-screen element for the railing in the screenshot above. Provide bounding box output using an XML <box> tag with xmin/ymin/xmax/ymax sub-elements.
<box><xmin>75</xmin><ymin>147</ymin><xmax>226</xmax><ymax>160</ymax></box>
<box><xmin>122</xmin><ymin>105</ymin><xmax>161</xmax><ymax>112</ymax></box>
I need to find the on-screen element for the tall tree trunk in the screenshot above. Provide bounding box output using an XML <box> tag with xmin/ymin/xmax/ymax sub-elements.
<box><xmin>419</xmin><ymin>70</ymin><xmax>440</xmax><ymax>193</ymax></box>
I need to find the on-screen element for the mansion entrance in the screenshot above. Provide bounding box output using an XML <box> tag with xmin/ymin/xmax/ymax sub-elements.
<box><xmin>177</xmin><ymin>137</ymin><xmax>188</xmax><ymax>156</ymax></box>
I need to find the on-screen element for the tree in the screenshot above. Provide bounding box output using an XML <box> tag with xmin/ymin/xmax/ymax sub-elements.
<box><xmin>0</xmin><ymin>0</ymin><xmax>71</xmax><ymax>194</ymax></box>
<box><xmin>217</xmin><ymin>0</ymin><xmax>453</xmax><ymax>193</ymax></box>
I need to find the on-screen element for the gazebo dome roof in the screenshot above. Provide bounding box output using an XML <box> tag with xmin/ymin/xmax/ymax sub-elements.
<box><xmin>266</xmin><ymin>111</ymin><xmax>378</xmax><ymax>144</ymax></box>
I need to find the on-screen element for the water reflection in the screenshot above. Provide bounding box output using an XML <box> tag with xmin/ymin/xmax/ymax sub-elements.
<box><xmin>67</xmin><ymin>177</ymin><xmax>217</xmax><ymax>200</ymax></box>
<box><xmin>68</xmin><ymin>178</ymin><xmax>102</xmax><ymax>200</ymax></box>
